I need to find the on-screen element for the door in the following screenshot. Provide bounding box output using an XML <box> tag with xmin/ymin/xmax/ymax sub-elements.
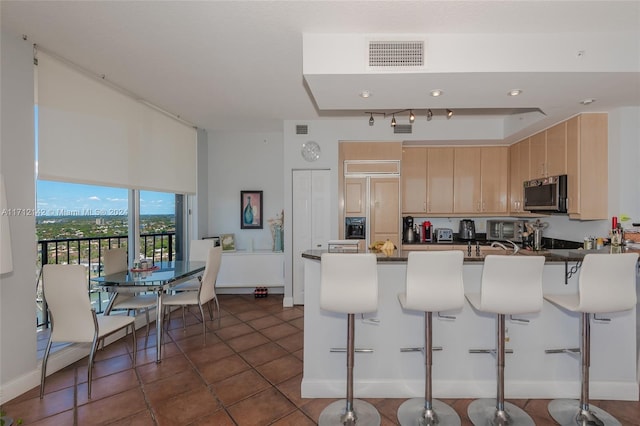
<box><xmin>292</xmin><ymin>169</ymin><xmax>330</xmax><ymax>305</ymax></box>
<box><xmin>345</xmin><ymin>177</ymin><xmax>366</xmax><ymax>216</ymax></box>
<box><xmin>370</xmin><ymin>176</ymin><xmax>400</xmax><ymax>248</ymax></box>
<box><xmin>426</xmin><ymin>147</ymin><xmax>454</xmax><ymax>213</ymax></box>
<box><xmin>453</xmin><ymin>147</ymin><xmax>481</xmax><ymax>213</ymax></box>
<box><xmin>401</xmin><ymin>147</ymin><xmax>427</xmax><ymax>213</ymax></box>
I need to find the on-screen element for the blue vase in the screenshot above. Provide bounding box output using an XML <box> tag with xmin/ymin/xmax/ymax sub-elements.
<box><xmin>243</xmin><ymin>196</ymin><xmax>253</xmax><ymax>225</ymax></box>
<box><xmin>274</xmin><ymin>225</ymin><xmax>283</xmax><ymax>252</ymax></box>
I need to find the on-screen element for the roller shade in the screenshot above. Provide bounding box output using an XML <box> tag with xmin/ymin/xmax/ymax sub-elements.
<box><xmin>37</xmin><ymin>51</ymin><xmax>197</xmax><ymax>194</ymax></box>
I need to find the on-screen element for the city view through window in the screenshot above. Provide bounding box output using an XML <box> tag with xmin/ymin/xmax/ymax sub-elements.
<box><xmin>36</xmin><ymin>180</ymin><xmax>177</xmax><ymax>326</ymax></box>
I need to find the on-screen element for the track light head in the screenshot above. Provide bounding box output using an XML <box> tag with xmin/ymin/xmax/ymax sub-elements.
<box><xmin>391</xmin><ymin>114</ymin><xmax>396</xmax><ymax>127</ymax></box>
<box><xmin>426</xmin><ymin>109</ymin><xmax>433</xmax><ymax>121</ymax></box>
<box><xmin>446</xmin><ymin>109</ymin><xmax>453</xmax><ymax>119</ymax></box>
<box><xmin>369</xmin><ymin>113</ymin><xmax>374</xmax><ymax>126</ymax></box>
<box><xmin>409</xmin><ymin>110</ymin><xmax>415</xmax><ymax>123</ymax></box>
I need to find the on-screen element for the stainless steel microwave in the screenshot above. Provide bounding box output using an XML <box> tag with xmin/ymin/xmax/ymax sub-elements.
<box><xmin>523</xmin><ymin>175</ymin><xmax>568</xmax><ymax>213</ymax></box>
<box><xmin>486</xmin><ymin>220</ymin><xmax>527</xmax><ymax>242</ymax></box>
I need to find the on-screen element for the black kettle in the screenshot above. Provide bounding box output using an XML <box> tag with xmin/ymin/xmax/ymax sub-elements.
<box><xmin>403</xmin><ymin>216</ymin><xmax>416</xmax><ymax>243</ymax></box>
<box><xmin>459</xmin><ymin>219</ymin><xmax>476</xmax><ymax>240</ymax></box>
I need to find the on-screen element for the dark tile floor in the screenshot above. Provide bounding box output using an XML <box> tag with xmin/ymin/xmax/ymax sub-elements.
<box><xmin>2</xmin><ymin>294</ymin><xmax>639</xmax><ymax>425</ymax></box>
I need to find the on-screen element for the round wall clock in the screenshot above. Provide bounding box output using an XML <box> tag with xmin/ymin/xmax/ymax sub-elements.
<box><xmin>301</xmin><ymin>141</ymin><xmax>321</xmax><ymax>162</ymax></box>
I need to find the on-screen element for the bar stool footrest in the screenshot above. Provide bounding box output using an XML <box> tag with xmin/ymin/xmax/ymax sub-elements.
<box><xmin>318</xmin><ymin>399</ymin><xmax>380</xmax><ymax>426</ymax></box>
<box><xmin>544</xmin><ymin>347</ymin><xmax>580</xmax><ymax>354</ymax></box>
<box><xmin>548</xmin><ymin>399</ymin><xmax>622</xmax><ymax>426</ymax></box>
<box><xmin>469</xmin><ymin>348</ymin><xmax>514</xmax><ymax>354</ymax></box>
<box><xmin>397</xmin><ymin>398</ymin><xmax>461</xmax><ymax>426</ymax></box>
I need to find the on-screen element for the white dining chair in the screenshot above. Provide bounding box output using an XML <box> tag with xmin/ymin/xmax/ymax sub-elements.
<box><xmin>161</xmin><ymin>245</ymin><xmax>222</xmax><ymax>343</ymax></box>
<box><xmin>40</xmin><ymin>264</ymin><xmax>136</xmax><ymax>399</ymax></box>
<box><xmin>103</xmin><ymin>247</ymin><xmax>156</xmax><ymax>337</ymax></box>
<box><xmin>171</xmin><ymin>239</ymin><xmax>215</xmax><ymax>292</ymax></box>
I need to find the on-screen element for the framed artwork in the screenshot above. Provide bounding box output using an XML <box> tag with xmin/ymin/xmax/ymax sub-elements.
<box><xmin>219</xmin><ymin>233</ymin><xmax>236</xmax><ymax>251</ymax></box>
<box><xmin>240</xmin><ymin>190</ymin><xmax>263</xmax><ymax>229</ymax></box>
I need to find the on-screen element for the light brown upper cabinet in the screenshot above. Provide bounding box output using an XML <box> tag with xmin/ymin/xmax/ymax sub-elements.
<box><xmin>344</xmin><ymin>177</ymin><xmax>366</xmax><ymax>217</ymax></box>
<box><xmin>545</xmin><ymin>122</ymin><xmax>567</xmax><ymax>177</ymax></box>
<box><xmin>454</xmin><ymin>147</ymin><xmax>507</xmax><ymax>214</ymax></box>
<box><xmin>566</xmin><ymin>113</ymin><xmax>608</xmax><ymax>220</ymax></box>
<box><xmin>509</xmin><ymin>138</ymin><xmax>530</xmax><ymax>213</ymax></box>
<box><xmin>529</xmin><ymin>123</ymin><xmax>567</xmax><ymax>179</ymax></box>
<box><xmin>426</xmin><ymin>147</ymin><xmax>454</xmax><ymax>214</ymax></box>
<box><xmin>401</xmin><ymin>146</ymin><xmax>454</xmax><ymax>215</ymax></box>
<box><xmin>480</xmin><ymin>147</ymin><xmax>508</xmax><ymax>213</ymax></box>
<box><xmin>401</xmin><ymin>147</ymin><xmax>427</xmax><ymax>213</ymax></box>
<box><xmin>453</xmin><ymin>147</ymin><xmax>481</xmax><ymax>213</ymax></box>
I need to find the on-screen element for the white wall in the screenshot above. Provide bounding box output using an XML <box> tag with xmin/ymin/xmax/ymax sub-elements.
<box><xmin>0</xmin><ymin>32</ymin><xmax>38</xmax><ymax>400</ymax></box>
<box><xmin>208</xmin><ymin>131</ymin><xmax>284</xmax><ymax>251</ymax></box>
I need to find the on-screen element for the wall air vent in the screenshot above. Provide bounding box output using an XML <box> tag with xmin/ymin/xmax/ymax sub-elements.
<box><xmin>296</xmin><ymin>124</ymin><xmax>308</xmax><ymax>135</ymax></box>
<box><xmin>393</xmin><ymin>124</ymin><xmax>413</xmax><ymax>134</ymax></box>
<box><xmin>369</xmin><ymin>40</ymin><xmax>424</xmax><ymax>68</ymax></box>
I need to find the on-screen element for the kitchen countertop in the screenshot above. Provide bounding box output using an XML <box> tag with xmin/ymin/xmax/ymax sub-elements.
<box><xmin>302</xmin><ymin>246</ymin><xmax>639</xmax><ymax>263</ymax></box>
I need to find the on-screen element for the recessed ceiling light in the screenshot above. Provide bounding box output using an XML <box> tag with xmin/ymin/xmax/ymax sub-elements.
<box><xmin>359</xmin><ymin>90</ymin><xmax>371</xmax><ymax>98</ymax></box>
<box><xmin>430</xmin><ymin>89</ymin><xmax>443</xmax><ymax>97</ymax></box>
<box><xmin>508</xmin><ymin>89</ymin><xmax>522</xmax><ymax>96</ymax></box>
<box><xmin>580</xmin><ymin>98</ymin><xmax>596</xmax><ymax>105</ymax></box>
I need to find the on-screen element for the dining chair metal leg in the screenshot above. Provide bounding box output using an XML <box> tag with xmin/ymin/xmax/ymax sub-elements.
<box><xmin>199</xmin><ymin>303</ymin><xmax>207</xmax><ymax>344</ymax></box>
<box><xmin>39</xmin><ymin>339</ymin><xmax>53</xmax><ymax>399</ymax></box>
<box><xmin>181</xmin><ymin>306</ymin><xmax>187</xmax><ymax>330</ymax></box>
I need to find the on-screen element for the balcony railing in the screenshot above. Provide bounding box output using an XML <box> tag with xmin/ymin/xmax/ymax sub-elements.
<box><xmin>36</xmin><ymin>232</ymin><xmax>175</xmax><ymax>329</ymax></box>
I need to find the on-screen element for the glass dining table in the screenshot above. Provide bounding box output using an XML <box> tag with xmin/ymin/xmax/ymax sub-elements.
<box><xmin>91</xmin><ymin>260</ymin><xmax>206</xmax><ymax>363</ymax></box>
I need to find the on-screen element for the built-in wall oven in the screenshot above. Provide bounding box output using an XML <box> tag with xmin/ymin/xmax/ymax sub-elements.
<box><xmin>345</xmin><ymin>217</ymin><xmax>366</xmax><ymax>240</ymax></box>
<box><xmin>486</xmin><ymin>220</ymin><xmax>527</xmax><ymax>242</ymax></box>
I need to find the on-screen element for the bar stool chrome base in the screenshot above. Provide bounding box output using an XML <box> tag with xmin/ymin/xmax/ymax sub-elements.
<box><xmin>467</xmin><ymin>399</ymin><xmax>534</xmax><ymax>426</ymax></box>
<box><xmin>318</xmin><ymin>399</ymin><xmax>381</xmax><ymax>426</ymax></box>
<box><xmin>548</xmin><ymin>399</ymin><xmax>621</xmax><ymax>426</ymax></box>
<box><xmin>397</xmin><ymin>398</ymin><xmax>461</xmax><ymax>426</ymax></box>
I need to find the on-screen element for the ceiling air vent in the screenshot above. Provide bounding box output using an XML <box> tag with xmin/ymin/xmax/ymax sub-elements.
<box><xmin>296</xmin><ymin>124</ymin><xmax>308</xmax><ymax>135</ymax></box>
<box><xmin>394</xmin><ymin>124</ymin><xmax>413</xmax><ymax>134</ymax></box>
<box><xmin>369</xmin><ymin>40</ymin><xmax>424</xmax><ymax>68</ymax></box>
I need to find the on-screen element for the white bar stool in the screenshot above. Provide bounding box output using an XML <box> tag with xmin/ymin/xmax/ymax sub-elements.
<box><xmin>397</xmin><ymin>251</ymin><xmax>465</xmax><ymax>426</ymax></box>
<box><xmin>465</xmin><ymin>255</ymin><xmax>545</xmax><ymax>426</ymax></box>
<box><xmin>543</xmin><ymin>252</ymin><xmax>638</xmax><ymax>426</ymax></box>
<box><xmin>318</xmin><ymin>253</ymin><xmax>380</xmax><ymax>426</ymax></box>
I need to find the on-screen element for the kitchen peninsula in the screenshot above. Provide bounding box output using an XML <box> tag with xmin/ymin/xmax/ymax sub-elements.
<box><xmin>301</xmin><ymin>249</ymin><xmax>639</xmax><ymax>401</ymax></box>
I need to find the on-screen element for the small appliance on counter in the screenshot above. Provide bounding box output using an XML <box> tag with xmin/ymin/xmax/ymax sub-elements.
<box><xmin>486</xmin><ymin>220</ymin><xmax>527</xmax><ymax>242</ymax></box>
<box><xmin>435</xmin><ymin>228</ymin><xmax>454</xmax><ymax>243</ymax></box>
<box><xmin>403</xmin><ymin>216</ymin><xmax>417</xmax><ymax>243</ymax></box>
<box><xmin>421</xmin><ymin>221</ymin><xmax>433</xmax><ymax>243</ymax></box>
<box><xmin>458</xmin><ymin>219</ymin><xmax>476</xmax><ymax>240</ymax></box>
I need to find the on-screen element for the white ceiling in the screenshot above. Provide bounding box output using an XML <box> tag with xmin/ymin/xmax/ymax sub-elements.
<box><xmin>2</xmin><ymin>1</ymin><xmax>640</xmax><ymax>143</ymax></box>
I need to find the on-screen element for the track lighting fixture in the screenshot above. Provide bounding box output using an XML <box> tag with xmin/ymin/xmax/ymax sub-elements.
<box><xmin>365</xmin><ymin>109</ymin><xmax>454</xmax><ymax>126</ymax></box>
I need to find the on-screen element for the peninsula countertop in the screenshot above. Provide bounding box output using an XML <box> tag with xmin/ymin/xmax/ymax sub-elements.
<box><xmin>301</xmin><ymin>246</ymin><xmax>638</xmax><ymax>263</ymax></box>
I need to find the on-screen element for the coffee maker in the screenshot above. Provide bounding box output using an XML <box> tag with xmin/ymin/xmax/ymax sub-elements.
<box><xmin>403</xmin><ymin>216</ymin><xmax>416</xmax><ymax>243</ymax></box>
<box><xmin>421</xmin><ymin>221</ymin><xmax>433</xmax><ymax>242</ymax></box>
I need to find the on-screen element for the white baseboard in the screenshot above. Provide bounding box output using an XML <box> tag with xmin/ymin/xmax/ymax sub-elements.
<box><xmin>216</xmin><ymin>286</ymin><xmax>284</xmax><ymax>295</ymax></box>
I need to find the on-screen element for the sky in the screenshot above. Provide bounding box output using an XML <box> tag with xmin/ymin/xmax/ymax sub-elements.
<box><xmin>36</xmin><ymin>180</ymin><xmax>175</xmax><ymax>216</ymax></box>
